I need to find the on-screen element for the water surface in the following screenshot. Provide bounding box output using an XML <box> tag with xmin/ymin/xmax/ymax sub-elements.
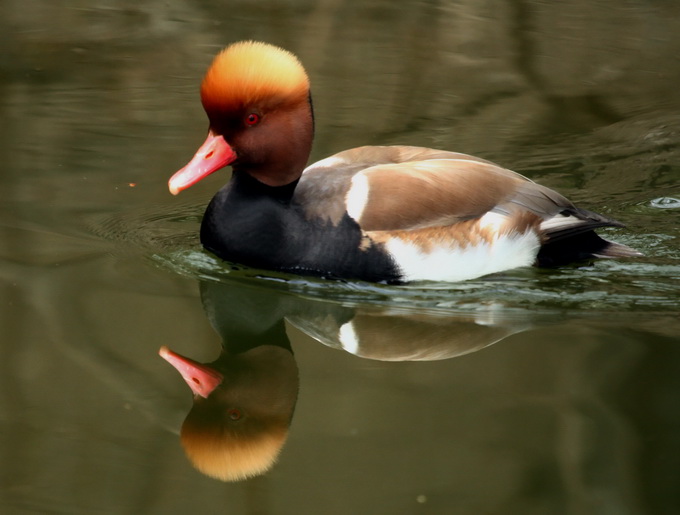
<box><xmin>2</xmin><ymin>2</ymin><xmax>679</xmax><ymax>514</ymax></box>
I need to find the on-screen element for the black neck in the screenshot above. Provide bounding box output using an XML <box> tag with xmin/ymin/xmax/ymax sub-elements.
<box><xmin>229</xmin><ymin>170</ymin><xmax>299</xmax><ymax>201</ymax></box>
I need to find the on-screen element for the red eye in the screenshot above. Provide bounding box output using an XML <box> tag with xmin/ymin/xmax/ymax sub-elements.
<box><xmin>245</xmin><ymin>113</ymin><xmax>260</xmax><ymax>126</ymax></box>
<box><xmin>227</xmin><ymin>408</ymin><xmax>242</xmax><ymax>421</ymax></box>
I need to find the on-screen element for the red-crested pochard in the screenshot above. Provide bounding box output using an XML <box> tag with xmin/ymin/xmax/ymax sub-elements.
<box><xmin>168</xmin><ymin>41</ymin><xmax>641</xmax><ymax>283</ymax></box>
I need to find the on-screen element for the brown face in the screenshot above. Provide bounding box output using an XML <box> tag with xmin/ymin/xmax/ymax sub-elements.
<box><xmin>210</xmin><ymin>100</ymin><xmax>314</xmax><ymax>185</ymax></box>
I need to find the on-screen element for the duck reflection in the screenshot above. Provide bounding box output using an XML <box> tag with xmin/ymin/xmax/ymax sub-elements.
<box><xmin>288</xmin><ymin>305</ymin><xmax>525</xmax><ymax>361</ymax></box>
<box><xmin>160</xmin><ymin>277</ymin><xmax>529</xmax><ymax>481</ymax></box>
<box><xmin>160</xmin><ymin>280</ymin><xmax>299</xmax><ymax>481</ymax></box>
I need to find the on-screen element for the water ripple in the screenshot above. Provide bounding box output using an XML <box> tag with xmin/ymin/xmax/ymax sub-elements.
<box><xmin>151</xmin><ymin>247</ymin><xmax>679</xmax><ymax>316</ymax></box>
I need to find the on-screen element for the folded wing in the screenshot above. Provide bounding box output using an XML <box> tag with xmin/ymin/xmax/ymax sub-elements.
<box><xmin>296</xmin><ymin>145</ymin><xmax>641</xmax><ymax>264</ymax></box>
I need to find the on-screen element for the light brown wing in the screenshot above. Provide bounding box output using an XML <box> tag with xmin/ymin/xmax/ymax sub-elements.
<box><xmin>295</xmin><ymin>145</ymin><xmax>574</xmax><ymax>232</ymax></box>
<box><xmin>296</xmin><ymin>145</ymin><xmax>520</xmax><ymax>226</ymax></box>
<box><xmin>352</xmin><ymin>159</ymin><xmax>533</xmax><ymax>231</ymax></box>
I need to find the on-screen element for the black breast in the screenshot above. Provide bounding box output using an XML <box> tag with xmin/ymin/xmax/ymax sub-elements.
<box><xmin>200</xmin><ymin>173</ymin><xmax>401</xmax><ymax>283</ymax></box>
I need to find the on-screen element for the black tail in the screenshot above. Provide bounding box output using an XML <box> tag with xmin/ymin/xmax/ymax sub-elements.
<box><xmin>536</xmin><ymin>229</ymin><xmax>642</xmax><ymax>267</ymax></box>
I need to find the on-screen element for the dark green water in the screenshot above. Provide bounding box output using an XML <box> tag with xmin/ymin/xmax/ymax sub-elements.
<box><xmin>2</xmin><ymin>2</ymin><xmax>679</xmax><ymax>514</ymax></box>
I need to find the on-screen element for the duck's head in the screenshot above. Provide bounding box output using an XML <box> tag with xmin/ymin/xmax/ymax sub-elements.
<box><xmin>169</xmin><ymin>41</ymin><xmax>313</xmax><ymax>194</ymax></box>
<box><xmin>159</xmin><ymin>344</ymin><xmax>298</xmax><ymax>481</ymax></box>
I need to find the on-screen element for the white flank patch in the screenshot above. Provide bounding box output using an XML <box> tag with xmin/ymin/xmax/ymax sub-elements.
<box><xmin>345</xmin><ymin>174</ymin><xmax>370</xmax><ymax>221</ymax></box>
<box><xmin>477</xmin><ymin>211</ymin><xmax>507</xmax><ymax>234</ymax></box>
<box><xmin>385</xmin><ymin>231</ymin><xmax>541</xmax><ymax>282</ymax></box>
<box><xmin>338</xmin><ymin>321</ymin><xmax>360</xmax><ymax>355</ymax></box>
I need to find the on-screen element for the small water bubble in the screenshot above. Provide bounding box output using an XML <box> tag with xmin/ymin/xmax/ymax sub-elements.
<box><xmin>650</xmin><ymin>197</ymin><xmax>680</xmax><ymax>209</ymax></box>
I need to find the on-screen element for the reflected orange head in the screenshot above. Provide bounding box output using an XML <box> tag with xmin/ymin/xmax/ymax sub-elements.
<box><xmin>180</xmin><ymin>409</ymin><xmax>289</xmax><ymax>482</ymax></box>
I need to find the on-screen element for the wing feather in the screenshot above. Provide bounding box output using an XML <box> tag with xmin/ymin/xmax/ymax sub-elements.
<box><xmin>294</xmin><ymin>145</ymin><xmax>626</xmax><ymax>242</ymax></box>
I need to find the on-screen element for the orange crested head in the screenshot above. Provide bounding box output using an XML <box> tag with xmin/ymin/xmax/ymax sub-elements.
<box><xmin>200</xmin><ymin>41</ymin><xmax>310</xmax><ymax>116</ymax></box>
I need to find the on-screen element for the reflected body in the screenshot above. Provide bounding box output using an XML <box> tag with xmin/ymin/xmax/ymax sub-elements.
<box><xmin>160</xmin><ymin>277</ymin><xmax>531</xmax><ymax>481</ymax></box>
<box><xmin>169</xmin><ymin>41</ymin><xmax>640</xmax><ymax>283</ymax></box>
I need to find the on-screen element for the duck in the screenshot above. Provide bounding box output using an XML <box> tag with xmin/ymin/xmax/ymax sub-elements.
<box><xmin>168</xmin><ymin>41</ymin><xmax>641</xmax><ymax>283</ymax></box>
